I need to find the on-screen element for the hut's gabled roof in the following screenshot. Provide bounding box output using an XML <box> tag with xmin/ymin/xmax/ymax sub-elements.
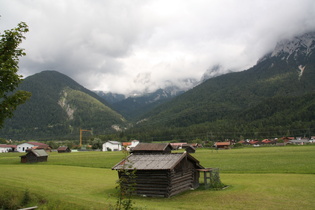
<box><xmin>131</xmin><ymin>143</ymin><xmax>172</xmax><ymax>152</ymax></box>
<box><xmin>20</xmin><ymin>149</ymin><xmax>48</xmax><ymax>157</ymax></box>
<box><xmin>112</xmin><ymin>152</ymin><xmax>204</xmax><ymax>170</ymax></box>
<box><xmin>31</xmin><ymin>149</ymin><xmax>48</xmax><ymax>157</ymax></box>
<box><xmin>57</xmin><ymin>146</ymin><xmax>69</xmax><ymax>151</ymax></box>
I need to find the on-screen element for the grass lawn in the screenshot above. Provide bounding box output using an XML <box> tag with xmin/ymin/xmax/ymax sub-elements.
<box><xmin>0</xmin><ymin>145</ymin><xmax>314</xmax><ymax>209</ymax></box>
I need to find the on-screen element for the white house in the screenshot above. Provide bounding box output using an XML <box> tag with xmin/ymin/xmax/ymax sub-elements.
<box><xmin>0</xmin><ymin>144</ymin><xmax>16</xmax><ymax>153</ymax></box>
<box><xmin>131</xmin><ymin>140</ymin><xmax>140</xmax><ymax>147</ymax></box>
<box><xmin>17</xmin><ymin>142</ymin><xmax>49</xmax><ymax>152</ymax></box>
<box><xmin>123</xmin><ymin>140</ymin><xmax>140</xmax><ymax>151</ymax></box>
<box><xmin>103</xmin><ymin>141</ymin><xmax>122</xmax><ymax>151</ymax></box>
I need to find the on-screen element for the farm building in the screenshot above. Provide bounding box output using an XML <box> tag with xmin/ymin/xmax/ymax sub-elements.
<box><xmin>131</xmin><ymin>143</ymin><xmax>173</xmax><ymax>154</ymax></box>
<box><xmin>169</xmin><ymin>142</ymin><xmax>187</xmax><ymax>150</ymax></box>
<box><xmin>112</xmin><ymin>151</ymin><xmax>204</xmax><ymax>197</ymax></box>
<box><xmin>17</xmin><ymin>142</ymin><xmax>50</xmax><ymax>152</ymax></box>
<box><xmin>103</xmin><ymin>141</ymin><xmax>122</xmax><ymax>151</ymax></box>
<box><xmin>57</xmin><ymin>146</ymin><xmax>71</xmax><ymax>153</ymax></box>
<box><xmin>20</xmin><ymin>149</ymin><xmax>48</xmax><ymax>163</ymax></box>
<box><xmin>122</xmin><ymin>140</ymin><xmax>140</xmax><ymax>151</ymax></box>
<box><xmin>214</xmin><ymin>142</ymin><xmax>231</xmax><ymax>149</ymax></box>
<box><xmin>185</xmin><ymin>145</ymin><xmax>196</xmax><ymax>153</ymax></box>
<box><xmin>0</xmin><ymin>144</ymin><xmax>16</xmax><ymax>153</ymax></box>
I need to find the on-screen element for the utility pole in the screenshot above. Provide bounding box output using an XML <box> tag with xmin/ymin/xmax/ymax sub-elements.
<box><xmin>80</xmin><ymin>128</ymin><xmax>92</xmax><ymax>147</ymax></box>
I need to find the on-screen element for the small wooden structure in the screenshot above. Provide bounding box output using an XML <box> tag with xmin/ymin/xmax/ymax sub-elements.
<box><xmin>112</xmin><ymin>152</ymin><xmax>204</xmax><ymax>197</ymax></box>
<box><xmin>185</xmin><ymin>145</ymin><xmax>196</xmax><ymax>153</ymax></box>
<box><xmin>214</xmin><ymin>142</ymin><xmax>231</xmax><ymax>149</ymax></box>
<box><xmin>131</xmin><ymin>143</ymin><xmax>173</xmax><ymax>154</ymax></box>
<box><xmin>197</xmin><ymin>168</ymin><xmax>222</xmax><ymax>189</ymax></box>
<box><xmin>57</xmin><ymin>146</ymin><xmax>71</xmax><ymax>153</ymax></box>
<box><xmin>20</xmin><ymin>149</ymin><xmax>48</xmax><ymax>163</ymax></box>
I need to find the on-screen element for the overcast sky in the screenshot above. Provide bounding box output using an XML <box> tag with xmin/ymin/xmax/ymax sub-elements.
<box><xmin>1</xmin><ymin>0</ymin><xmax>315</xmax><ymax>95</ymax></box>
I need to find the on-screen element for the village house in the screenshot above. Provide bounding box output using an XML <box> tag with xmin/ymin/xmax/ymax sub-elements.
<box><xmin>20</xmin><ymin>149</ymin><xmax>48</xmax><ymax>163</ymax></box>
<box><xmin>169</xmin><ymin>142</ymin><xmax>187</xmax><ymax>150</ymax></box>
<box><xmin>0</xmin><ymin>144</ymin><xmax>16</xmax><ymax>153</ymax></box>
<box><xmin>214</xmin><ymin>142</ymin><xmax>231</xmax><ymax>149</ymax></box>
<box><xmin>102</xmin><ymin>141</ymin><xmax>122</xmax><ymax>151</ymax></box>
<box><xmin>112</xmin><ymin>143</ymin><xmax>204</xmax><ymax>197</ymax></box>
<box><xmin>122</xmin><ymin>140</ymin><xmax>140</xmax><ymax>151</ymax></box>
<box><xmin>288</xmin><ymin>139</ymin><xmax>310</xmax><ymax>145</ymax></box>
<box><xmin>17</xmin><ymin>142</ymin><xmax>50</xmax><ymax>152</ymax></box>
<box><xmin>131</xmin><ymin>143</ymin><xmax>173</xmax><ymax>154</ymax></box>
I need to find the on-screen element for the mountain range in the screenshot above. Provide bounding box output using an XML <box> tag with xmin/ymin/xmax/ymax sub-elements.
<box><xmin>1</xmin><ymin>31</ymin><xmax>315</xmax><ymax>141</ymax></box>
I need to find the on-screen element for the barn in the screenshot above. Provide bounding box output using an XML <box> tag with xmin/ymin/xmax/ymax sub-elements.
<box><xmin>112</xmin><ymin>151</ymin><xmax>204</xmax><ymax>197</ymax></box>
<box><xmin>214</xmin><ymin>142</ymin><xmax>231</xmax><ymax>149</ymax></box>
<box><xmin>20</xmin><ymin>149</ymin><xmax>48</xmax><ymax>163</ymax></box>
<box><xmin>57</xmin><ymin>146</ymin><xmax>71</xmax><ymax>153</ymax></box>
<box><xmin>131</xmin><ymin>143</ymin><xmax>173</xmax><ymax>154</ymax></box>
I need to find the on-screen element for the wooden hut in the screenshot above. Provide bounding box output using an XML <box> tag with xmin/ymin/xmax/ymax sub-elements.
<box><xmin>131</xmin><ymin>143</ymin><xmax>173</xmax><ymax>154</ymax></box>
<box><xmin>214</xmin><ymin>142</ymin><xmax>231</xmax><ymax>149</ymax></box>
<box><xmin>112</xmin><ymin>152</ymin><xmax>204</xmax><ymax>197</ymax></box>
<box><xmin>185</xmin><ymin>145</ymin><xmax>196</xmax><ymax>153</ymax></box>
<box><xmin>57</xmin><ymin>146</ymin><xmax>71</xmax><ymax>153</ymax></box>
<box><xmin>20</xmin><ymin>149</ymin><xmax>48</xmax><ymax>163</ymax></box>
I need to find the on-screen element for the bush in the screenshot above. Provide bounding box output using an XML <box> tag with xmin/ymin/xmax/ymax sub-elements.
<box><xmin>0</xmin><ymin>189</ymin><xmax>26</xmax><ymax>209</ymax></box>
<box><xmin>233</xmin><ymin>143</ymin><xmax>243</xmax><ymax>148</ymax></box>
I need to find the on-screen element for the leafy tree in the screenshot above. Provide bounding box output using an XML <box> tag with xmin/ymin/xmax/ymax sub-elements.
<box><xmin>90</xmin><ymin>137</ymin><xmax>102</xmax><ymax>149</ymax></box>
<box><xmin>0</xmin><ymin>22</ymin><xmax>31</xmax><ymax>127</ymax></box>
<box><xmin>0</xmin><ymin>137</ymin><xmax>7</xmax><ymax>144</ymax></box>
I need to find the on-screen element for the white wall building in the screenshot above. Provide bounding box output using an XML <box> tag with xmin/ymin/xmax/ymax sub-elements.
<box><xmin>17</xmin><ymin>143</ymin><xmax>36</xmax><ymax>152</ymax></box>
<box><xmin>16</xmin><ymin>142</ymin><xmax>49</xmax><ymax>152</ymax></box>
<box><xmin>131</xmin><ymin>140</ymin><xmax>140</xmax><ymax>148</ymax></box>
<box><xmin>124</xmin><ymin>140</ymin><xmax>140</xmax><ymax>151</ymax></box>
<box><xmin>103</xmin><ymin>141</ymin><xmax>122</xmax><ymax>151</ymax></box>
<box><xmin>0</xmin><ymin>145</ymin><xmax>15</xmax><ymax>153</ymax></box>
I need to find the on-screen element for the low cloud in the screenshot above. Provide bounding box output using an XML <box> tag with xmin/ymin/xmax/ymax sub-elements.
<box><xmin>1</xmin><ymin>0</ymin><xmax>315</xmax><ymax>95</ymax></box>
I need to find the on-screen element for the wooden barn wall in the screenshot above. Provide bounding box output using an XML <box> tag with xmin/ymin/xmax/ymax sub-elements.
<box><xmin>169</xmin><ymin>158</ymin><xmax>199</xmax><ymax>197</ymax></box>
<box><xmin>119</xmin><ymin>170</ymin><xmax>170</xmax><ymax>197</ymax></box>
<box><xmin>24</xmin><ymin>153</ymin><xmax>47</xmax><ymax>163</ymax></box>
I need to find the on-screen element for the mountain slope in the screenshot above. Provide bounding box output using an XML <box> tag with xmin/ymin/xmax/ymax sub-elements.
<box><xmin>0</xmin><ymin>70</ymin><xmax>127</xmax><ymax>140</ymax></box>
<box><xmin>134</xmin><ymin>31</ymin><xmax>315</xmax><ymax>138</ymax></box>
<box><xmin>112</xmin><ymin>87</ymin><xmax>185</xmax><ymax>120</ymax></box>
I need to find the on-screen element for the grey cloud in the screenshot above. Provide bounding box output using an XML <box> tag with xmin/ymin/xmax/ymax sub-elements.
<box><xmin>2</xmin><ymin>0</ymin><xmax>315</xmax><ymax>95</ymax></box>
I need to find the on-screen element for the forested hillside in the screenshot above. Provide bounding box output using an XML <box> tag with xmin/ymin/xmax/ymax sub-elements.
<box><xmin>0</xmin><ymin>71</ymin><xmax>127</xmax><ymax>140</ymax></box>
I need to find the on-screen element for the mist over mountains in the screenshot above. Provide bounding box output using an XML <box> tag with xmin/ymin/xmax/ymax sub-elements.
<box><xmin>1</xmin><ymin>31</ymin><xmax>315</xmax><ymax>141</ymax></box>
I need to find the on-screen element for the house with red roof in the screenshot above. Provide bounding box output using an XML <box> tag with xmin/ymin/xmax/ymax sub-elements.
<box><xmin>0</xmin><ymin>144</ymin><xmax>17</xmax><ymax>153</ymax></box>
<box><xmin>17</xmin><ymin>142</ymin><xmax>50</xmax><ymax>152</ymax></box>
<box><xmin>214</xmin><ymin>142</ymin><xmax>231</xmax><ymax>149</ymax></box>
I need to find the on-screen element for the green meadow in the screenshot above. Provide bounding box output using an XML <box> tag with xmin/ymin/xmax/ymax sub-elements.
<box><xmin>0</xmin><ymin>145</ymin><xmax>315</xmax><ymax>209</ymax></box>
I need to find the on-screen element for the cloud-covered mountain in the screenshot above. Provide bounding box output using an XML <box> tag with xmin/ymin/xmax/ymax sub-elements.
<box><xmin>131</xmin><ymin>31</ymin><xmax>315</xmax><ymax>140</ymax></box>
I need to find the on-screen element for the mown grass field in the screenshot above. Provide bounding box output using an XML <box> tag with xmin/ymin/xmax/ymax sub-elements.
<box><xmin>0</xmin><ymin>145</ymin><xmax>315</xmax><ymax>209</ymax></box>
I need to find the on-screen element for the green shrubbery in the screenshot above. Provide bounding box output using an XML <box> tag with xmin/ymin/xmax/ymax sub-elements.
<box><xmin>0</xmin><ymin>189</ymin><xmax>36</xmax><ymax>209</ymax></box>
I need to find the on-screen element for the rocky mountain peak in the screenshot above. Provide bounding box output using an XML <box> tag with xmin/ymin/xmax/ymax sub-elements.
<box><xmin>271</xmin><ymin>31</ymin><xmax>315</xmax><ymax>58</ymax></box>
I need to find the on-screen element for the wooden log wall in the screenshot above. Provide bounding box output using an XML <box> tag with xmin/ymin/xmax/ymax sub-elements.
<box><xmin>117</xmin><ymin>156</ymin><xmax>200</xmax><ymax>198</ymax></box>
<box><xmin>119</xmin><ymin>170</ymin><xmax>170</xmax><ymax>197</ymax></box>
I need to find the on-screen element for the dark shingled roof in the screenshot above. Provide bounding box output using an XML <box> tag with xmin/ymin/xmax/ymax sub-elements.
<box><xmin>131</xmin><ymin>143</ymin><xmax>172</xmax><ymax>152</ymax></box>
<box><xmin>112</xmin><ymin>152</ymin><xmax>204</xmax><ymax>170</ymax></box>
<box><xmin>20</xmin><ymin>149</ymin><xmax>48</xmax><ymax>157</ymax></box>
<box><xmin>57</xmin><ymin>146</ymin><xmax>69</xmax><ymax>151</ymax></box>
